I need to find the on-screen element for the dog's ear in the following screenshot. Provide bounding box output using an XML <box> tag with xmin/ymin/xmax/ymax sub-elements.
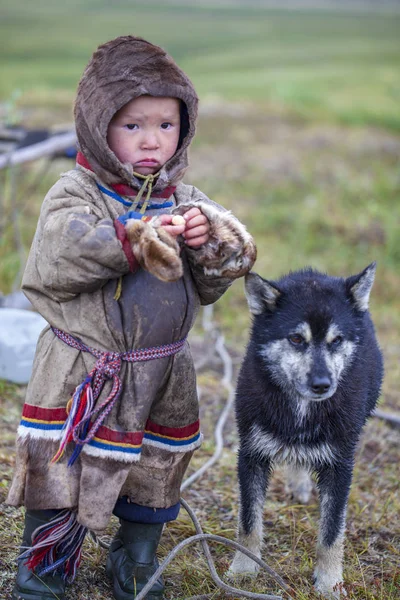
<box><xmin>245</xmin><ymin>272</ymin><xmax>281</xmax><ymax>314</ymax></box>
<box><xmin>346</xmin><ymin>262</ymin><xmax>376</xmax><ymax>311</ymax></box>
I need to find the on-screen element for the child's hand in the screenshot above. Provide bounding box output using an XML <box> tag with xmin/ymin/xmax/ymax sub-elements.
<box><xmin>156</xmin><ymin>214</ymin><xmax>186</xmax><ymax>238</ymax></box>
<box><xmin>182</xmin><ymin>207</ymin><xmax>210</xmax><ymax>248</ymax></box>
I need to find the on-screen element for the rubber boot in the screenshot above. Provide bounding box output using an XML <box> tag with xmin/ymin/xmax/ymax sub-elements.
<box><xmin>106</xmin><ymin>521</ymin><xmax>165</xmax><ymax>600</ymax></box>
<box><xmin>12</xmin><ymin>509</ymin><xmax>67</xmax><ymax>600</ymax></box>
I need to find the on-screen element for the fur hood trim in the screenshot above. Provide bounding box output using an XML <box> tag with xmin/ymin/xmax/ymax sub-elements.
<box><xmin>74</xmin><ymin>36</ymin><xmax>198</xmax><ymax>190</ymax></box>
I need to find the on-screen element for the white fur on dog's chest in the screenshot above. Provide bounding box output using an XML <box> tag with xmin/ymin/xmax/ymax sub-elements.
<box><xmin>248</xmin><ymin>424</ymin><xmax>336</xmax><ymax>466</ymax></box>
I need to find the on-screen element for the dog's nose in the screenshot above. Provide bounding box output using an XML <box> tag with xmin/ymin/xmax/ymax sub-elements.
<box><xmin>311</xmin><ymin>375</ymin><xmax>331</xmax><ymax>395</ymax></box>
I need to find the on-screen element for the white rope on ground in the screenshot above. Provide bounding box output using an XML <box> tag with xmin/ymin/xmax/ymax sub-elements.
<box><xmin>133</xmin><ymin>500</ymin><xmax>290</xmax><ymax>600</ymax></box>
<box><xmin>133</xmin><ymin>532</ymin><xmax>286</xmax><ymax>600</ymax></box>
<box><xmin>181</xmin><ymin>309</ymin><xmax>234</xmax><ymax>491</ymax></box>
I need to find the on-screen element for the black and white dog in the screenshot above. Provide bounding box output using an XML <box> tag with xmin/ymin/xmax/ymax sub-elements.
<box><xmin>229</xmin><ymin>264</ymin><xmax>383</xmax><ymax>598</ymax></box>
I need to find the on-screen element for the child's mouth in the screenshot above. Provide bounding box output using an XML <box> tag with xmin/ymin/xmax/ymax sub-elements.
<box><xmin>136</xmin><ymin>159</ymin><xmax>159</xmax><ymax>167</ymax></box>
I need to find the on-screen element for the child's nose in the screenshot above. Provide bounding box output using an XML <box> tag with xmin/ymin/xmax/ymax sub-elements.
<box><xmin>141</xmin><ymin>130</ymin><xmax>160</xmax><ymax>149</ymax></box>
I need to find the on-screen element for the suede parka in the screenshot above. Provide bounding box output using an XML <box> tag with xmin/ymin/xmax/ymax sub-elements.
<box><xmin>7</xmin><ymin>36</ymin><xmax>256</xmax><ymax>534</ymax></box>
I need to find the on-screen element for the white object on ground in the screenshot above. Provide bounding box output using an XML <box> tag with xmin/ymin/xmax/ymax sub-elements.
<box><xmin>0</xmin><ymin>308</ymin><xmax>47</xmax><ymax>384</ymax></box>
<box><xmin>0</xmin><ymin>291</ymin><xmax>34</xmax><ymax>311</ymax></box>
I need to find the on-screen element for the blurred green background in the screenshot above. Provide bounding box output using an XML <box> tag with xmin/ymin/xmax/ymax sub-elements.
<box><xmin>0</xmin><ymin>0</ymin><xmax>399</xmax><ymax>363</ymax></box>
<box><xmin>1</xmin><ymin>0</ymin><xmax>400</xmax><ymax>128</ymax></box>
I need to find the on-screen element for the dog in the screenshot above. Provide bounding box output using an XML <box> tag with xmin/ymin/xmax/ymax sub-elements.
<box><xmin>229</xmin><ymin>264</ymin><xmax>383</xmax><ymax>598</ymax></box>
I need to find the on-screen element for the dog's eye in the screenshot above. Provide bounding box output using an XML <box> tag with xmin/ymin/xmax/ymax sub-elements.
<box><xmin>289</xmin><ymin>334</ymin><xmax>304</xmax><ymax>346</ymax></box>
<box><xmin>330</xmin><ymin>336</ymin><xmax>343</xmax><ymax>347</ymax></box>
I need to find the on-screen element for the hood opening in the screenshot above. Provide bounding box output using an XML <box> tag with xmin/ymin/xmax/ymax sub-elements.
<box><xmin>74</xmin><ymin>36</ymin><xmax>198</xmax><ymax>191</ymax></box>
<box><xmin>178</xmin><ymin>102</ymin><xmax>190</xmax><ymax>151</ymax></box>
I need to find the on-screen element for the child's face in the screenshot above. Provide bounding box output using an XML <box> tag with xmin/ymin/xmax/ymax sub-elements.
<box><xmin>107</xmin><ymin>95</ymin><xmax>181</xmax><ymax>175</ymax></box>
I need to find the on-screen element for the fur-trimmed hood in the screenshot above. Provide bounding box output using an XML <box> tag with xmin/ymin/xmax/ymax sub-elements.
<box><xmin>74</xmin><ymin>36</ymin><xmax>198</xmax><ymax>190</ymax></box>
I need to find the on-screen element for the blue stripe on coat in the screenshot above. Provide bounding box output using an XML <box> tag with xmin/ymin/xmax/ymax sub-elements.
<box><xmin>88</xmin><ymin>439</ymin><xmax>142</xmax><ymax>454</ymax></box>
<box><xmin>143</xmin><ymin>432</ymin><xmax>201</xmax><ymax>446</ymax></box>
<box><xmin>20</xmin><ymin>420</ymin><xmax>64</xmax><ymax>431</ymax></box>
<box><xmin>97</xmin><ymin>183</ymin><xmax>133</xmax><ymax>207</ymax></box>
<box><xmin>97</xmin><ymin>183</ymin><xmax>174</xmax><ymax>210</ymax></box>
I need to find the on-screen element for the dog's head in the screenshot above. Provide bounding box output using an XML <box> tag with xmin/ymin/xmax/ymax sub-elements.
<box><xmin>245</xmin><ymin>263</ymin><xmax>376</xmax><ymax>401</ymax></box>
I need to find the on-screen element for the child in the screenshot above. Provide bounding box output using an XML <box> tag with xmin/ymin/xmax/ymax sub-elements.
<box><xmin>7</xmin><ymin>36</ymin><xmax>256</xmax><ymax>600</ymax></box>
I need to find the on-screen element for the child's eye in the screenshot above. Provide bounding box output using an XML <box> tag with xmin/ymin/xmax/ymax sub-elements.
<box><xmin>125</xmin><ymin>123</ymin><xmax>138</xmax><ymax>131</ymax></box>
<box><xmin>161</xmin><ymin>122</ymin><xmax>172</xmax><ymax>130</ymax></box>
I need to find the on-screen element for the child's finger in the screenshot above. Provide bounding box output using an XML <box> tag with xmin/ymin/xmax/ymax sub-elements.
<box><xmin>183</xmin><ymin>224</ymin><xmax>210</xmax><ymax>239</ymax></box>
<box><xmin>185</xmin><ymin>234</ymin><xmax>210</xmax><ymax>248</ymax></box>
<box><xmin>185</xmin><ymin>214</ymin><xmax>209</xmax><ymax>230</ymax></box>
<box><xmin>161</xmin><ymin>224</ymin><xmax>186</xmax><ymax>237</ymax></box>
<box><xmin>182</xmin><ymin>207</ymin><xmax>202</xmax><ymax>222</ymax></box>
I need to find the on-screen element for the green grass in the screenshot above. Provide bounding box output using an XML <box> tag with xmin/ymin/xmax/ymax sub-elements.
<box><xmin>0</xmin><ymin>0</ymin><xmax>400</xmax><ymax>128</ymax></box>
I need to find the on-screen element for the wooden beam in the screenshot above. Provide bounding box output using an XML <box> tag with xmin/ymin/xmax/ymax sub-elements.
<box><xmin>0</xmin><ymin>131</ymin><xmax>76</xmax><ymax>169</ymax></box>
<box><xmin>373</xmin><ymin>408</ymin><xmax>400</xmax><ymax>427</ymax></box>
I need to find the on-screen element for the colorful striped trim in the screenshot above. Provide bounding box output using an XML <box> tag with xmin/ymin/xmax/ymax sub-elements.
<box><xmin>114</xmin><ymin>183</ymin><xmax>177</xmax><ymax>199</ymax></box>
<box><xmin>87</xmin><ymin>424</ymin><xmax>143</xmax><ymax>456</ymax></box>
<box><xmin>97</xmin><ymin>183</ymin><xmax>134</xmax><ymax>207</ymax></box>
<box><xmin>98</xmin><ymin>183</ymin><xmax>174</xmax><ymax>210</ymax></box>
<box><xmin>21</xmin><ymin>405</ymin><xmax>68</xmax><ymax>422</ymax></box>
<box><xmin>143</xmin><ymin>419</ymin><xmax>202</xmax><ymax>451</ymax></box>
<box><xmin>18</xmin><ymin>405</ymin><xmax>67</xmax><ymax>439</ymax></box>
<box><xmin>82</xmin><ymin>423</ymin><xmax>143</xmax><ymax>462</ymax></box>
<box><xmin>17</xmin><ymin>404</ymin><xmax>201</xmax><ymax>456</ymax></box>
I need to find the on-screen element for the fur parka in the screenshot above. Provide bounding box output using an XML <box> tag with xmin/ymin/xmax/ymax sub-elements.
<box><xmin>7</xmin><ymin>36</ymin><xmax>256</xmax><ymax>534</ymax></box>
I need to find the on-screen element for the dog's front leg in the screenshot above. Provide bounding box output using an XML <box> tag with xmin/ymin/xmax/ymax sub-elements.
<box><xmin>314</xmin><ymin>462</ymin><xmax>353</xmax><ymax>598</ymax></box>
<box><xmin>229</xmin><ymin>452</ymin><xmax>271</xmax><ymax>577</ymax></box>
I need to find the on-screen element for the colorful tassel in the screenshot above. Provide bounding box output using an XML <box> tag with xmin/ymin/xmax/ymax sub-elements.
<box><xmin>49</xmin><ymin>327</ymin><xmax>187</xmax><ymax>467</ymax></box>
<box><xmin>51</xmin><ymin>376</ymin><xmax>93</xmax><ymax>464</ymax></box>
<box><xmin>20</xmin><ymin>510</ymin><xmax>87</xmax><ymax>583</ymax></box>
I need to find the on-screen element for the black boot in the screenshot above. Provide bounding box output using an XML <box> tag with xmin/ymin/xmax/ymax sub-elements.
<box><xmin>106</xmin><ymin>521</ymin><xmax>164</xmax><ymax>600</ymax></box>
<box><xmin>12</xmin><ymin>509</ymin><xmax>67</xmax><ymax>600</ymax></box>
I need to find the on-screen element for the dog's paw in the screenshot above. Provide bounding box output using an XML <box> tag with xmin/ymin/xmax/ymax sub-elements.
<box><xmin>125</xmin><ymin>219</ymin><xmax>183</xmax><ymax>282</ymax></box>
<box><xmin>314</xmin><ymin>570</ymin><xmax>347</xmax><ymax>598</ymax></box>
<box><xmin>228</xmin><ymin>551</ymin><xmax>260</xmax><ymax>578</ymax></box>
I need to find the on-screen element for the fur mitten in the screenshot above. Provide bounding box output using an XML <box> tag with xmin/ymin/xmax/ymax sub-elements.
<box><xmin>125</xmin><ymin>219</ymin><xmax>183</xmax><ymax>282</ymax></box>
<box><xmin>173</xmin><ymin>202</ymin><xmax>257</xmax><ymax>279</ymax></box>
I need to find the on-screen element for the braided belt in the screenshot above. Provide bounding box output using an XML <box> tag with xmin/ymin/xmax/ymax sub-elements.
<box><xmin>50</xmin><ymin>327</ymin><xmax>186</xmax><ymax>466</ymax></box>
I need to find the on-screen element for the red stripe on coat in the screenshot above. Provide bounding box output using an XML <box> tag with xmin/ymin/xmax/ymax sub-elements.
<box><xmin>145</xmin><ymin>419</ymin><xmax>200</xmax><ymax>438</ymax></box>
<box><xmin>113</xmin><ymin>183</ymin><xmax>177</xmax><ymax>199</ymax></box>
<box><xmin>22</xmin><ymin>404</ymin><xmax>68</xmax><ymax>421</ymax></box>
<box><xmin>114</xmin><ymin>219</ymin><xmax>138</xmax><ymax>273</ymax></box>
<box><xmin>94</xmin><ymin>425</ymin><xmax>144</xmax><ymax>445</ymax></box>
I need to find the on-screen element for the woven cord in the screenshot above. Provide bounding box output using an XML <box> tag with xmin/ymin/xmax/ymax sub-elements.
<box><xmin>50</xmin><ymin>327</ymin><xmax>186</xmax><ymax>464</ymax></box>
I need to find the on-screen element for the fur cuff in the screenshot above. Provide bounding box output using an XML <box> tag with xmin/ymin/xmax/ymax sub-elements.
<box><xmin>125</xmin><ymin>218</ymin><xmax>183</xmax><ymax>282</ymax></box>
<box><xmin>174</xmin><ymin>202</ymin><xmax>257</xmax><ymax>279</ymax></box>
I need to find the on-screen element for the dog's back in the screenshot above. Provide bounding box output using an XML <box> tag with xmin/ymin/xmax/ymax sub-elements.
<box><xmin>230</xmin><ymin>264</ymin><xmax>383</xmax><ymax>598</ymax></box>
